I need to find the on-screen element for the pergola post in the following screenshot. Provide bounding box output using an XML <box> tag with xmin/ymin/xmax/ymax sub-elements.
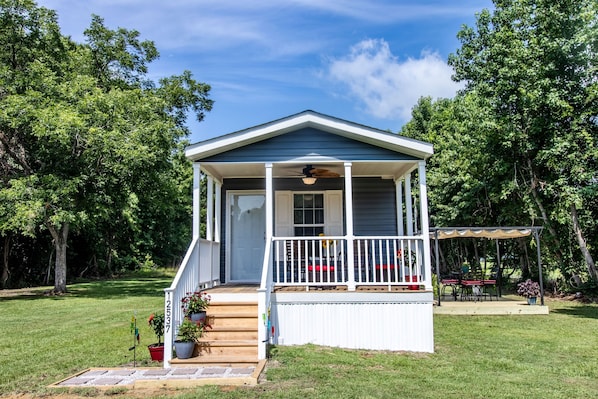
<box><xmin>534</xmin><ymin>228</ymin><xmax>545</xmax><ymax>306</ymax></box>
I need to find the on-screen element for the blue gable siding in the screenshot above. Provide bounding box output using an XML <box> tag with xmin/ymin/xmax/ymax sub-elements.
<box><xmin>352</xmin><ymin>178</ymin><xmax>397</xmax><ymax>236</ymax></box>
<box><xmin>200</xmin><ymin>128</ymin><xmax>418</xmax><ymax>162</ymax></box>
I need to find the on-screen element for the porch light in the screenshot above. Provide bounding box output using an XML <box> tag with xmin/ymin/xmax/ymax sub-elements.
<box><xmin>302</xmin><ymin>176</ymin><xmax>317</xmax><ymax>185</ymax></box>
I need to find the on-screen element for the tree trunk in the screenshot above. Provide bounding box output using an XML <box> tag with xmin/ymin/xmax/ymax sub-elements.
<box><xmin>48</xmin><ymin>222</ymin><xmax>69</xmax><ymax>293</ymax></box>
<box><xmin>570</xmin><ymin>204</ymin><xmax>597</xmax><ymax>281</ymax></box>
<box><xmin>2</xmin><ymin>235</ymin><xmax>10</xmax><ymax>288</ymax></box>
<box><xmin>517</xmin><ymin>238</ymin><xmax>530</xmax><ymax>278</ymax></box>
<box><xmin>525</xmin><ymin>159</ymin><xmax>564</xmax><ymax>261</ymax></box>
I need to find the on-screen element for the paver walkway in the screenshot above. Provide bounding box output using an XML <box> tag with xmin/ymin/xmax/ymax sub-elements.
<box><xmin>52</xmin><ymin>364</ymin><xmax>263</xmax><ymax>389</ymax></box>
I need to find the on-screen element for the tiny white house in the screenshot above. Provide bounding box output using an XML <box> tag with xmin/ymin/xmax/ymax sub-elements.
<box><xmin>163</xmin><ymin>110</ymin><xmax>435</xmax><ymax>367</ymax></box>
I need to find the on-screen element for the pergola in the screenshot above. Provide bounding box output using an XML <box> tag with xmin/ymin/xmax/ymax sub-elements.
<box><xmin>430</xmin><ymin>227</ymin><xmax>545</xmax><ymax>306</ymax></box>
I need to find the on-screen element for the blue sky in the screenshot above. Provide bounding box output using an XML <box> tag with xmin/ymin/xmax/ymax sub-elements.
<box><xmin>37</xmin><ymin>0</ymin><xmax>493</xmax><ymax>143</ymax></box>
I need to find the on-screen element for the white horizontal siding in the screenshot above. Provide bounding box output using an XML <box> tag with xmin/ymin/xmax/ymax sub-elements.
<box><xmin>270</xmin><ymin>292</ymin><xmax>434</xmax><ymax>353</ymax></box>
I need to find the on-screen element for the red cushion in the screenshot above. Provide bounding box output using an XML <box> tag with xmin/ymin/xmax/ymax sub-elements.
<box><xmin>462</xmin><ymin>280</ymin><xmax>483</xmax><ymax>286</ymax></box>
<box><xmin>308</xmin><ymin>265</ymin><xmax>335</xmax><ymax>272</ymax></box>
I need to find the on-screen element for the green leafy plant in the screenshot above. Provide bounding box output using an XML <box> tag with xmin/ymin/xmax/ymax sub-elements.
<box><xmin>147</xmin><ymin>312</ymin><xmax>164</xmax><ymax>344</ymax></box>
<box><xmin>181</xmin><ymin>291</ymin><xmax>211</xmax><ymax>316</ymax></box>
<box><xmin>517</xmin><ymin>279</ymin><xmax>540</xmax><ymax>298</ymax></box>
<box><xmin>176</xmin><ymin>319</ymin><xmax>204</xmax><ymax>343</ymax></box>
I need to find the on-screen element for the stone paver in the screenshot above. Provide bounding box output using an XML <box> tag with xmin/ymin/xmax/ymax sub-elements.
<box><xmin>93</xmin><ymin>378</ymin><xmax>124</xmax><ymax>386</ymax></box>
<box><xmin>201</xmin><ymin>367</ymin><xmax>227</xmax><ymax>375</ymax></box>
<box><xmin>142</xmin><ymin>369</ymin><xmax>171</xmax><ymax>376</ymax></box>
<box><xmin>231</xmin><ymin>367</ymin><xmax>254</xmax><ymax>375</ymax></box>
<box><xmin>171</xmin><ymin>368</ymin><xmax>199</xmax><ymax>375</ymax></box>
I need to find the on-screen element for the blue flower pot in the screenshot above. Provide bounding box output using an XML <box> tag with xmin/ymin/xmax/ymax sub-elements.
<box><xmin>174</xmin><ymin>340</ymin><xmax>195</xmax><ymax>359</ymax></box>
<box><xmin>527</xmin><ymin>297</ymin><xmax>537</xmax><ymax>305</ymax></box>
<box><xmin>190</xmin><ymin>311</ymin><xmax>206</xmax><ymax>324</ymax></box>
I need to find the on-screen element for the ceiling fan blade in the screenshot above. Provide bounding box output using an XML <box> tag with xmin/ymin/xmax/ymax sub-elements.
<box><xmin>314</xmin><ymin>171</ymin><xmax>340</xmax><ymax>178</ymax></box>
<box><xmin>300</xmin><ymin>165</ymin><xmax>340</xmax><ymax>178</ymax></box>
<box><xmin>309</xmin><ymin>168</ymin><xmax>330</xmax><ymax>174</ymax></box>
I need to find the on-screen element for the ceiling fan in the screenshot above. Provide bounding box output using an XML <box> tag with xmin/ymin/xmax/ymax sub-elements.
<box><xmin>301</xmin><ymin>165</ymin><xmax>340</xmax><ymax>184</ymax></box>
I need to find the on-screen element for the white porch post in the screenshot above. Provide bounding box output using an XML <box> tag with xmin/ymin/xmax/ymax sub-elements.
<box><xmin>214</xmin><ymin>180</ymin><xmax>222</xmax><ymax>243</ymax></box>
<box><xmin>206</xmin><ymin>175</ymin><xmax>214</xmax><ymax>241</ymax></box>
<box><xmin>344</xmin><ymin>162</ymin><xmax>356</xmax><ymax>291</ymax></box>
<box><xmin>395</xmin><ymin>178</ymin><xmax>404</xmax><ymax>236</ymax></box>
<box><xmin>264</xmin><ymin>163</ymin><xmax>273</xmax><ymax>255</ymax></box>
<box><xmin>192</xmin><ymin>163</ymin><xmax>201</xmax><ymax>239</ymax></box>
<box><xmin>418</xmin><ymin>161</ymin><xmax>432</xmax><ymax>290</ymax></box>
<box><xmin>258</xmin><ymin>163</ymin><xmax>274</xmax><ymax>360</ymax></box>
<box><xmin>405</xmin><ymin>174</ymin><xmax>414</xmax><ymax>236</ymax></box>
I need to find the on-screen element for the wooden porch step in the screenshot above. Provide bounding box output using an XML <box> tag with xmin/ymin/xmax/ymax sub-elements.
<box><xmin>169</xmin><ymin>355</ymin><xmax>259</xmax><ymax>368</ymax></box>
<box><xmin>208</xmin><ymin>302</ymin><xmax>258</xmax><ymax>314</ymax></box>
<box><xmin>206</xmin><ymin>313</ymin><xmax>258</xmax><ymax>328</ymax></box>
<box><xmin>206</xmin><ymin>326</ymin><xmax>258</xmax><ymax>341</ymax></box>
<box><xmin>199</xmin><ymin>339</ymin><xmax>258</xmax><ymax>356</ymax></box>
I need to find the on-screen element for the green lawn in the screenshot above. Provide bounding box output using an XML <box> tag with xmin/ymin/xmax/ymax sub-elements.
<box><xmin>1</xmin><ymin>272</ymin><xmax>598</xmax><ymax>398</ymax></box>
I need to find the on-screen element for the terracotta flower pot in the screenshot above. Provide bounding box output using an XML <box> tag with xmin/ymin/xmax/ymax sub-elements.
<box><xmin>148</xmin><ymin>343</ymin><xmax>164</xmax><ymax>361</ymax></box>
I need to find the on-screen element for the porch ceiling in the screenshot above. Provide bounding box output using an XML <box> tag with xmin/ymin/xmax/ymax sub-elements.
<box><xmin>200</xmin><ymin>160</ymin><xmax>418</xmax><ymax>181</ymax></box>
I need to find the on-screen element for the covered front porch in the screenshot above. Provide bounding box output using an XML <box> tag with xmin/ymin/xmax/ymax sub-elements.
<box><xmin>162</xmin><ymin>111</ymin><xmax>436</xmax><ymax>367</ymax></box>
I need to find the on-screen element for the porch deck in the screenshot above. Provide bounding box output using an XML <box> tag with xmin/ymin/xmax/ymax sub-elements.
<box><xmin>205</xmin><ymin>285</ymin><xmax>548</xmax><ymax>316</ymax></box>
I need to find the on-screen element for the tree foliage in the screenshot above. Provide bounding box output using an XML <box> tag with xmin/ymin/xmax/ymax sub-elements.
<box><xmin>404</xmin><ymin>0</ymin><xmax>597</xmax><ymax>283</ymax></box>
<box><xmin>0</xmin><ymin>0</ymin><xmax>213</xmax><ymax>291</ymax></box>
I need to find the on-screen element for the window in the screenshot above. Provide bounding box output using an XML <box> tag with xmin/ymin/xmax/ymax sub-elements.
<box><xmin>293</xmin><ymin>193</ymin><xmax>324</xmax><ymax>236</ymax></box>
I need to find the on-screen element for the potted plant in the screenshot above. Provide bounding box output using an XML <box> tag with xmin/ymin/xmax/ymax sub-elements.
<box><xmin>181</xmin><ymin>291</ymin><xmax>211</xmax><ymax>322</ymax></box>
<box><xmin>517</xmin><ymin>279</ymin><xmax>541</xmax><ymax>305</ymax></box>
<box><xmin>147</xmin><ymin>312</ymin><xmax>165</xmax><ymax>361</ymax></box>
<box><xmin>174</xmin><ymin>318</ymin><xmax>205</xmax><ymax>359</ymax></box>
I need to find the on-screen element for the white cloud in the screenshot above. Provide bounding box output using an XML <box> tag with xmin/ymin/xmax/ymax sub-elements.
<box><xmin>327</xmin><ymin>38</ymin><xmax>464</xmax><ymax>121</ymax></box>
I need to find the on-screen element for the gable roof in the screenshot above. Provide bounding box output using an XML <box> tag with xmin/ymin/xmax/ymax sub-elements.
<box><xmin>185</xmin><ymin>110</ymin><xmax>433</xmax><ymax>161</ymax></box>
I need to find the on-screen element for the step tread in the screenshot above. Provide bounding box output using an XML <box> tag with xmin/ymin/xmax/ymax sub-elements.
<box><xmin>207</xmin><ymin>326</ymin><xmax>258</xmax><ymax>331</ymax></box>
<box><xmin>198</xmin><ymin>339</ymin><xmax>258</xmax><ymax>346</ymax></box>
<box><xmin>208</xmin><ymin>313</ymin><xmax>257</xmax><ymax>318</ymax></box>
<box><xmin>170</xmin><ymin>355</ymin><xmax>258</xmax><ymax>365</ymax></box>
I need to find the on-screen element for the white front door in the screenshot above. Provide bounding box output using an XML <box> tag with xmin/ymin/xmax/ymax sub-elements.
<box><xmin>227</xmin><ymin>191</ymin><xmax>266</xmax><ymax>283</ymax></box>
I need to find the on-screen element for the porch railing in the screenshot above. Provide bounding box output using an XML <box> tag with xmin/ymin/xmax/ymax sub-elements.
<box><xmin>163</xmin><ymin>237</ymin><xmax>220</xmax><ymax>368</ymax></box>
<box><xmin>258</xmin><ymin>238</ymin><xmax>273</xmax><ymax>360</ymax></box>
<box><xmin>272</xmin><ymin>236</ymin><xmax>426</xmax><ymax>288</ymax></box>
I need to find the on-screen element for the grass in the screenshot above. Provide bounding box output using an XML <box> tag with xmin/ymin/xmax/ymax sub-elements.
<box><xmin>0</xmin><ymin>269</ymin><xmax>173</xmax><ymax>395</ymax></box>
<box><xmin>2</xmin><ymin>271</ymin><xmax>598</xmax><ymax>398</ymax></box>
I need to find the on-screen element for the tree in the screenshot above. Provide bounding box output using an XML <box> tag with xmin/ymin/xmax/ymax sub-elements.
<box><xmin>0</xmin><ymin>1</ymin><xmax>212</xmax><ymax>292</ymax></box>
<box><xmin>402</xmin><ymin>94</ymin><xmax>504</xmax><ymax>227</ymax></box>
<box><xmin>448</xmin><ymin>0</ymin><xmax>598</xmax><ymax>280</ymax></box>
